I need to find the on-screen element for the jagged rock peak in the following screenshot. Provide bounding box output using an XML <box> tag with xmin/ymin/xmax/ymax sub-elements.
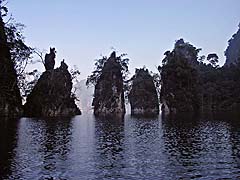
<box><xmin>24</xmin><ymin>60</ymin><xmax>81</xmax><ymax>117</ymax></box>
<box><xmin>92</xmin><ymin>51</ymin><xmax>125</xmax><ymax>116</ymax></box>
<box><xmin>44</xmin><ymin>47</ymin><xmax>56</xmax><ymax>71</ymax></box>
<box><xmin>60</xmin><ymin>59</ymin><xmax>68</xmax><ymax>70</ymax></box>
<box><xmin>110</xmin><ymin>51</ymin><xmax>116</xmax><ymax>58</ymax></box>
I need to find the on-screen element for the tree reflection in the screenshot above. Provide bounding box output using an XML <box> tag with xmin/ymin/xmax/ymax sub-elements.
<box><xmin>229</xmin><ymin>121</ymin><xmax>240</xmax><ymax>171</ymax></box>
<box><xmin>217</xmin><ymin>113</ymin><xmax>240</xmax><ymax>172</ymax></box>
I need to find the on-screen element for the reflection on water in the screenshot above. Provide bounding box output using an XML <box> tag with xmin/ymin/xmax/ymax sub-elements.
<box><xmin>94</xmin><ymin>116</ymin><xmax>125</xmax><ymax>179</ymax></box>
<box><xmin>0</xmin><ymin>117</ymin><xmax>19</xmax><ymax>180</ymax></box>
<box><xmin>1</xmin><ymin>113</ymin><xmax>240</xmax><ymax>179</ymax></box>
<box><xmin>2</xmin><ymin>117</ymin><xmax>74</xmax><ymax>180</ymax></box>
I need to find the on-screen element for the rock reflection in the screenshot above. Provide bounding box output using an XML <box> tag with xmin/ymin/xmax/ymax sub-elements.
<box><xmin>162</xmin><ymin>113</ymin><xmax>204</xmax><ymax>179</ymax></box>
<box><xmin>230</xmin><ymin>121</ymin><xmax>240</xmax><ymax>176</ymax></box>
<box><xmin>38</xmin><ymin>117</ymin><xmax>73</xmax><ymax>179</ymax></box>
<box><xmin>0</xmin><ymin>117</ymin><xmax>19</xmax><ymax>179</ymax></box>
<box><xmin>123</xmin><ymin>115</ymin><xmax>167</xmax><ymax>179</ymax></box>
<box><xmin>217</xmin><ymin>113</ymin><xmax>240</xmax><ymax>176</ymax></box>
<box><xmin>9</xmin><ymin>117</ymin><xmax>74</xmax><ymax>180</ymax></box>
<box><xmin>162</xmin><ymin>113</ymin><xmax>240</xmax><ymax>179</ymax></box>
<box><xmin>1</xmin><ymin>113</ymin><xmax>240</xmax><ymax>179</ymax></box>
<box><xmin>94</xmin><ymin>115</ymin><xmax>125</xmax><ymax>179</ymax></box>
<box><xmin>162</xmin><ymin>113</ymin><xmax>202</xmax><ymax>157</ymax></box>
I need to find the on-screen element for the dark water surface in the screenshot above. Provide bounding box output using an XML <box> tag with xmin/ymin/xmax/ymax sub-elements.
<box><xmin>1</xmin><ymin>113</ymin><xmax>240</xmax><ymax>180</ymax></box>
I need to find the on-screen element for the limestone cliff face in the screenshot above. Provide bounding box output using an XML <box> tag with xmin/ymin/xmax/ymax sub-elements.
<box><xmin>24</xmin><ymin>61</ymin><xmax>81</xmax><ymax>117</ymax></box>
<box><xmin>0</xmin><ymin>16</ymin><xmax>22</xmax><ymax>116</ymax></box>
<box><xmin>129</xmin><ymin>68</ymin><xmax>159</xmax><ymax>116</ymax></box>
<box><xmin>92</xmin><ymin>52</ymin><xmax>125</xmax><ymax>116</ymax></box>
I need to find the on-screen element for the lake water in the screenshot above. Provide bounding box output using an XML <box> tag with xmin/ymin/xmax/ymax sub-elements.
<box><xmin>1</xmin><ymin>113</ymin><xmax>240</xmax><ymax>180</ymax></box>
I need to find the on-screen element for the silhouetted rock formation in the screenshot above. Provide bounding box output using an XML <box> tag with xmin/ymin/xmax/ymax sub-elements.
<box><xmin>160</xmin><ymin>39</ymin><xmax>200</xmax><ymax>114</ymax></box>
<box><xmin>92</xmin><ymin>52</ymin><xmax>125</xmax><ymax>116</ymax></box>
<box><xmin>225</xmin><ymin>24</ymin><xmax>240</xmax><ymax>66</ymax></box>
<box><xmin>0</xmin><ymin>15</ymin><xmax>22</xmax><ymax>116</ymax></box>
<box><xmin>44</xmin><ymin>47</ymin><xmax>56</xmax><ymax>70</ymax></box>
<box><xmin>24</xmin><ymin>60</ymin><xmax>81</xmax><ymax>117</ymax></box>
<box><xmin>129</xmin><ymin>68</ymin><xmax>159</xmax><ymax>116</ymax></box>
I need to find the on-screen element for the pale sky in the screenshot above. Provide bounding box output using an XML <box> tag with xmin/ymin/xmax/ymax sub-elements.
<box><xmin>7</xmin><ymin>0</ymin><xmax>240</xmax><ymax>79</ymax></box>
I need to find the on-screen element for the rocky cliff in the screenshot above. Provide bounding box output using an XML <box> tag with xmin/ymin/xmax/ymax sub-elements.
<box><xmin>24</xmin><ymin>60</ymin><xmax>81</xmax><ymax>117</ymax></box>
<box><xmin>92</xmin><ymin>52</ymin><xmax>125</xmax><ymax>116</ymax></box>
<box><xmin>0</xmin><ymin>15</ymin><xmax>22</xmax><ymax>116</ymax></box>
<box><xmin>225</xmin><ymin>25</ymin><xmax>240</xmax><ymax>66</ymax></box>
<box><xmin>129</xmin><ymin>68</ymin><xmax>159</xmax><ymax>116</ymax></box>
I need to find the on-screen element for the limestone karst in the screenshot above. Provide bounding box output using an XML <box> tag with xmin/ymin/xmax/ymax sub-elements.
<box><xmin>92</xmin><ymin>52</ymin><xmax>125</xmax><ymax>116</ymax></box>
<box><xmin>129</xmin><ymin>68</ymin><xmax>159</xmax><ymax>116</ymax></box>
<box><xmin>24</xmin><ymin>58</ymin><xmax>81</xmax><ymax>117</ymax></box>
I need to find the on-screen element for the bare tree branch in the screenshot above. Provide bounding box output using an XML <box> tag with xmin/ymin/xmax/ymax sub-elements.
<box><xmin>33</xmin><ymin>48</ymin><xmax>45</xmax><ymax>65</ymax></box>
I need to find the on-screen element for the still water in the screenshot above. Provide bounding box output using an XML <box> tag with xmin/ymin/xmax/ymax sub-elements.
<box><xmin>1</xmin><ymin>113</ymin><xmax>240</xmax><ymax>180</ymax></box>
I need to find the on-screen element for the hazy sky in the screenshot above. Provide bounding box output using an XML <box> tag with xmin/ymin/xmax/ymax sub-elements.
<box><xmin>7</xmin><ymin>0</ymin><xmax>240</xmax><ymax>79</ymax></box>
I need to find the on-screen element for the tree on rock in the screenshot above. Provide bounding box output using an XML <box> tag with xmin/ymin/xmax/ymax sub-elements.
<box><xmin>207</xmin><ymin>53</ymin><xmax>219</xmax><ymax>67</ymax></box>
